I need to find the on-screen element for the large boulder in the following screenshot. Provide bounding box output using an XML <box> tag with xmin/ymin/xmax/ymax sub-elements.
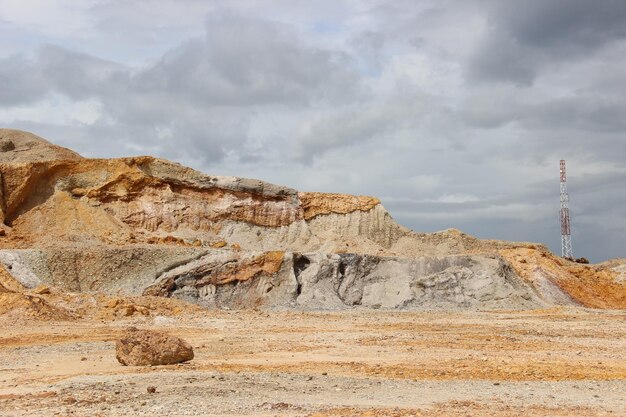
<box><xmin>115</xmin><ymin>328</ymin><xmax>194</xmax><ymax>366</ymax></box>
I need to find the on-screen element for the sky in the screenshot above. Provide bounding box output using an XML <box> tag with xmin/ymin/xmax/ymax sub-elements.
<box><xmin>1</xmin><ymin>0</ymin><xmax>625</xmax><ymax>262</ymax></box>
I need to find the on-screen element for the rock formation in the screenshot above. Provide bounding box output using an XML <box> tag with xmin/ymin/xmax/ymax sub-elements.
<box><xmin>0</xmin><ymin>128</ymin><xmax>625</xmax><ymax>312</ymax></box>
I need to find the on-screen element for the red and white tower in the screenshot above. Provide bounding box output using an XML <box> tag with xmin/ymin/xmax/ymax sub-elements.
<box><xmin>559</xmin><ymin>160</ymin><xmax>573</xmax><ymax>259</ymax></box>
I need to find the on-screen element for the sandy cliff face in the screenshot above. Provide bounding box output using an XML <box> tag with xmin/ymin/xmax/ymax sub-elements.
<box><xmin>500</xmin><ymin>247</ymin><xmax>626</xmax><ymax>309</ymax></box>
<box><xmin>0</xmin><ymin>142</ymin><xmax>405</xmax><ymax>253</ymax></box>
<box><xmin>0</xmin><ymin>129</ymin><xmax>624</xmax><ymax>311</ymax></box>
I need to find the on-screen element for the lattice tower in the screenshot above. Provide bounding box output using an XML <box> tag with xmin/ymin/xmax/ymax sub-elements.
<box><xmin>559</xmin><ymin>160</ymin><xmax>573</xmax><ymax>259</ymax></box>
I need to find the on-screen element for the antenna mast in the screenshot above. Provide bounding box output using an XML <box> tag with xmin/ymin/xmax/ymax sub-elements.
<box><xmin>559</xmin><ymin>160</ymin><xmax>573</xmax><ymax>259</ymax></box>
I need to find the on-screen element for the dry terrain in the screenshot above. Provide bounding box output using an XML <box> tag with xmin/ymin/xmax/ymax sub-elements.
<box><xmin>1</xmin><ymin>308</ymin><xmax>625</xmax><ymax>417</ymax></box>
<box><xmin>2</xmin><ymin>129</ymin><xmax>626</xmax><ymax>417</ymax></box>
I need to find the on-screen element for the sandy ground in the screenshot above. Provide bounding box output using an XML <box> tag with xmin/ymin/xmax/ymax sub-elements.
<box><xmin>0</xmin><ymin>308</ymin><xmax>625</xmax><ymax>416</ymax></box>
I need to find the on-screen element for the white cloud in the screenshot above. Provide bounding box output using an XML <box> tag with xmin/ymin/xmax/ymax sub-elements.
<box><xmin>0</xmin><ymin>94</ymin><xmax>102</xmax><ymax>125</ymax></box>
<box><xmin>434</xmin><ymin>193</ymin><xmax>480</xmax><ymax>204</ymax></box>
<box><xmin>0</xmin><ymin>0</ymin><xmax>96</xmax><ymax>37</ymax></box>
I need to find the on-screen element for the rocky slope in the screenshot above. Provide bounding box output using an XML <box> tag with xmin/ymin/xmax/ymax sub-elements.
<box><xmin>0</xmin><ymin>128</ymin><xmax>625</xmax><ymax>313</ymax></box>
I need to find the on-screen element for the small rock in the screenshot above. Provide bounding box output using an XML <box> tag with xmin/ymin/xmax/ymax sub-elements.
<box><xmin>119</xmin><ymin>305</ymin><xmax>135</xmax><ymax>317</ymax></box>
<box><xmin>0</xmin><ymin>229</ymin><xmax>5</xmax><ymax>237</ymax></box>
<box><xmin>116</xmin><ymin>327</ymin><xmax>194</xmax><ymax>366</ymax></box>
<box><xmin>147</xmin><ymin>386</ymin><xmax>157</xmax><ymax>394</ymax></box>
<box><xmin>107</xmin><ymin>298</ymin><xmax>120</xmax><ymax>308</ymax></box>
<box><xmin>134</xmin><ymin>305</ymin><xmax>150</xmax><ymax>316</ymax></box>
<box><xmin>33</xmin><ymin>285</ymin><xmax>51</xmax><ymax>295</ymax></box>
<box><xmin>0</xmin><ymin>139</ymin><xmax>15</xmax><ymax>152</ymax></box>
<box><xmin>63</xmin><ymin>396</ymin><xmax>77</xmax><ymax>405</ymax></box>
<box><xmin>80</xmin><ymin>357</ymin><xmax>87</xmax><ymax>361</ymax></box>
<box><xmin>263</xmin><ymin>402</ymin><xmax>291</xmax><ymax>410</ymax></box>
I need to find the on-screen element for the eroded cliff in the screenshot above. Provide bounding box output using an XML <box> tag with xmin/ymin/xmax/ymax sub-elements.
<box><xmin>1</xmin><ymin>129</ymin><xmax>625</xmax><ymax>312</ymax></box>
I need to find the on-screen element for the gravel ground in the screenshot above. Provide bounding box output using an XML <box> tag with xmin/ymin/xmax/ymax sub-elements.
<box><xmin>1</xmin><ymin>308</ymin><xmax>625</xmax><ymax>416</ymax></box>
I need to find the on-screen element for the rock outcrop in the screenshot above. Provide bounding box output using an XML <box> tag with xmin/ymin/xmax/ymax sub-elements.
<box><xmin>115</xmin><ymin>328</ymin><xmax>194</xmax><ymax>366</ymax></box>
<box><xmin>0</xmin><ymin>129</ymin><xmax>81</xmax><ymax>163</ymax></box>
<box><xmin>0</xmin><ymin>148</ymin><xmax>405</xmax><ymax>253</ymax></box>
<box><xmin>0</xmin><ymin>128</ymin><xmax>625</xmax><ymax>313</ymax></box>
<box><xmin>138</xmin><ymin>250</ymin><xmax>543</xmax><ymax>310</ymax></box>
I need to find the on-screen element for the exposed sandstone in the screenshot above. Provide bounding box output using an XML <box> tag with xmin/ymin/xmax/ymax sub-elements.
<box><xmin>115</xmin><ymin>328</ymin><xmax>194</xmax><ymax>366</ymax></box>
<box><xmin>500</xmin><ymin>247</ymin><xmax>626</xmax><ymax>309</ymax></box>
<box><xmin>0</xmin><ymin>129</ymin><xmax>81</xmax><ymax>163</ymax></box>
<box><xmin>0</xmin><ymin>292</ymin><xmax>75</xmax><ymax>321</ymax></box>
<box><xmin>204</xmin><ymin>251</ymin><xmax>283</xmax><ymax>285</ymax></box>
<box><xmin>32</xmin><ymin>285</ymin><xmax>51</xmax><ymax>295</ymax></box>
<box><xmin>0</xmin><ymin>266</ymin><xmax>75</xmax><ymax>321</ymax></box>
<box><xmin>143</xmin><ymin>250</ymin><xmax>285</xmax><ymax>298</ymax></box>
<box><xmin>0</xmin><ymin>264</ymin><xmax>22</xmax><ymax>292</ymax></box>
<box><xmin>134</xmin><ymin>249</ymin><xmax>544</xmax><ymax>310</ymax></box>
<box><xmin>1</xmin><ymin>156</ymin><xmax>382</xmax><ymax>246</ymax></box>
<box><xmin>299</xmin><ymin>192</ymin><xmax>381</xmax><ymax>220</ymax></box>
<box><xmin>0</xmin><ymin>257</ymin><xmax>205</xmax><ymax>322</ymax></box>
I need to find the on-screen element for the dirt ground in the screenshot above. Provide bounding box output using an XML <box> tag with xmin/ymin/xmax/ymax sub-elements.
<box><xmin>1</xmin><ymin>308</ymin><xmax>625</xmax><ymax>417</ymax></box>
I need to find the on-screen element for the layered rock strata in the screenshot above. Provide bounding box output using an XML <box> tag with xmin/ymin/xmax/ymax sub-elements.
<box><xmin>1</xmin><ymin>129</ymin><xmax>625</xmax><ymax>311</ymax></box>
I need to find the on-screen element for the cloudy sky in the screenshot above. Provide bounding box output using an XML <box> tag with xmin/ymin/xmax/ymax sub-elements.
<box><xmin>1</xmin><ymin>0</ymin><xmax>625</xmax><ymax>262</ymax></box>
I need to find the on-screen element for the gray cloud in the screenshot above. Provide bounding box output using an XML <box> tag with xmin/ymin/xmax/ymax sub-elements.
<box><xmin>134</xmin><ymin>12</ymin><xmax>359</xmax><ymax>108</ymax></box>
<box><xmin>0</xmin><ymin>1</ymin><xmax>625</xmax><ymax>262</ymax></box>
<box><xmin>0</xmin><ymin>54</ymin><xmax>47</xmax><ymax>105</ymax></box>
<box><xmin>39</xmin><ymin>45</ymin><xmax>126</xmax><ymax>99</ymax></box>
<box><xmin>467</xmin><ymin>0</ymin><xmax>626</xmax><ymax>85</ymax></box>
<box><xmin>488</xmin><ymin>0</ymin><xmax>626</xmax><ymax>50</ymax></box>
